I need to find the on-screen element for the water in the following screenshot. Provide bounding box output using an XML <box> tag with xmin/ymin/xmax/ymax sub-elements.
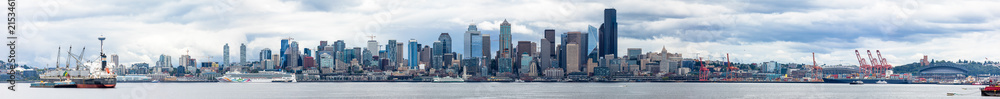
<box><xmin>1</xmin><ymin>82</ymin><xmax>994</xmax><ymax>99</ymax></box>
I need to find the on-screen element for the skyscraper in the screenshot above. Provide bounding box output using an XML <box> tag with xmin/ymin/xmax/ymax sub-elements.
<box><xmin>588</xmin><ymin>25</ymin><xmax>599</xmax><ymax>54</ymax></box>
<box><xmin>515</xmin><ymin>41</ymin><xmax>533</xmax><ymax>74</ymax></box>
<box><xmin>599</xmin><ymin>8</ymin><xmax>618</xmax><ymax>57</ymax></box>
<box><xmin>499</xmin><ymin>20</ymin><xmax>512</xmax><ymax>58</ymax></box>
<box><xmin>259</xmin><ymin>48</ymin><xmax>272</xmax><ymax>64</ymax></box>
<box><xmin>541</xmin><ymin>29</ymin><xmax>555</xmax><ymax>69</ymax></box>
<box><xmin>432</xmin><ymin>41</ymin><xmax>444</xmax><ymax>69</ymax></box>
<box><xmin>223</xmin><ymin>43</ymin><xmax>230</xmax><ymax>66</ymax></box>
<box><xmin>386</xmin><ymin>39</ymin><xmax>397</xmax><ymax>67</ymax></box>
<box><xmin>367</xmin><ymin>40</ymin><xmax>378</xmax><ymax>56</ymax></box>
<box><xmin>280</xmin><ymin>38</ymin><xmax>292</xmax><ymax>68</ymax></box>
<box><xmin>287</xmin><ymin>41</ymin><xmax>300</xmax><ymax>68</ymax></box>
<box><xmin>464</xmin><ymin>24</ymin><xmax>482</xmax><ymax>59</ymax></box>
<box><xmin>438</xmin><ymin>33</ymin><xmax>452</xmax><ymax>55</ymax></box>
<box><xmin>566</xmin><ymin>44</ymin><xmax>581</xmax><ymax>73</ymax></box>
<box><xmin>240</xmin><ymin>43</ymin><xmax>247</xmax><ymax>66</ymax></box>
<box><xmin>408</xmin><ymin>39</ymin><xmax>420</xmax><ymax>70</ymax></box>
<box><xmin>396</xmin><ymin>42</ymin><xmax>404</xmax><ymax>67</ymax></box>
<box><xmin>482</xmin><ymin>34</ymin><xmax>491</xmax><ymax>59</ymax></box>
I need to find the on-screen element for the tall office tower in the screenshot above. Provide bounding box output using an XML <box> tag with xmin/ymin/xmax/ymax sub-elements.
<box><xmin>599</xmin><ymin>8</ymin><xmax>618</xmax><ymax>57</ymax></box>
<box><xmin>316</xmin><ymin>41</ymin><xmax>329</xmax><ymax>64</ymax></box>
<box><xmin>223</xmin><ymin>43</ymin><xmax>230</xmax><ymax>66</ymax></box>
<box><xmin>627</xmin><ymin>48</ymin><xmax>642</xmax><ymax>72</ymax></box>
<box><xmin>567</xmin><ymin>32</ymin><xmax>587</xmax><ymax>71</ymax></box>
<box><xmin>499</xmin><ymin>20</ymin><xmax>512</xmax><ymax>58</ymax></box>
<box><xmin>432</xmin><ymin>41</ymin><xmax>444</xmax><ymax>69</ymax></box>
<box><xmin>482</xmin><ymin>34</ymin><xmax>491</xmax><ymax>59</ymax></box>
<box><xmin>419</xmin><ymin>45</ymin><xmax>430</xmax><ymax>66</ymax></box>
<box><xmin>386</xmin><ymin>39</ymin><xmax>397</xmax><ymax>67</ymax></box>
<box><xmin>541</xmin><ymin>29</ymin><xmax>555</xmax><ymax>69</ymax></box>
<box><xmin>367</xmin><ymin>40</ymin><xmax>378</xmax><ymax>56</ymax></box>
<box><xmin>271</xmin><ymin>54</ymin><xmax>279</xmax><ymax>69</ymax></box>
<box><xmin>259</xmin><ymin>48</ymin><xmax>272</xmax><ymax>64</ymax></box>
<box><xmin>287</xmin><ymin>41</ymin><xmax>300</xmax><ymax>68</ymax></box>
<box><xmin>464</xmin><ymin>24</ymin><xmax>482</xmax><ymax>59</ymax></box>
<box><xmin>566</xmin><ymin>44</ymin><xmax>581</xmax><ymax>73</ymax></box>
<box><xmin>587</xmin><ymin>25</ymin><xmax>599</xmax><ymax>54</ymax></box>
<box><xmin>558</xmin><ymin>33</ymin><xmax>568</xmax><ymax>69</ymax></box>
<box><xmin>240</xmin><ymin>43</ymin><xmax>247</xmax><ymax>66</ymax></box>
<box><xmin>438</xmin><ymin>33</ymin><xmax>452</xmax><ymax>56</ymax></box>
<box><xmin>180</xmin><ymin>55</ymin><xmax>192</xmax><ymax>67</ymax></box>
<box><xmin>520</xmin><ymin>53</ymin><xmax>533</xmax><ymax>75</ymax></box>
<box><xmin>334</xmin><ymin>40</ymin><xmax>345</xmax><ymax>52</ymax></box>
<box><xmin>515</xmin><ymin>41</ymin><xmax>532</xmax><ymax>74</ymax></box>
<box><xmin>396</xmin><ymin>42</ymin><xmax>404</xmax><ymax>66</ymax></box>
<box><xmin>110</xmin><ymin>54</ymin><xmax>119</xmax><ymax>66</ymax></box>
<box><xmin>157</xmin><ymin>54</ymin><xmax>172</xmax><ymax>67</ymax></box>
<box><xmin>408</xmin><ymin>39</ymin><xmax>420</xmax><ymax>70</ymax></box>
<box><xmin>280</xmin><ymin>38</ymin><xmax>291</xmax><ymax>68</ymax></box>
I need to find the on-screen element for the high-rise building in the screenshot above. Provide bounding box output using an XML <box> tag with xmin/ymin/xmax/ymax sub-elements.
<box><xmin>321</xmin><ymin>53</ymin><xmax>334</xmax><ymax>70</ymax></box>
<box><xmin>599</xmin><ymin>8</ymin><xmax>618</xmax><ymax>57</ymax></box>
<box><xmin>541</xmin><ymin>29</ymin><xmax>555</xmax><ymax>69</ymax></box>
<box><xmin>386</xmin><ymin>39</ymin><xmax>397</xmax><ymax>67</ymax></box>
<box><xmin>157</xmin><ymin>54</ymin><xmax>172</xmax><ymax>67</ymax></box>
<box><xmin>367</xmin><ymin>40</ymin><xmax>378</xmax><ymax>56</ymax></box>
<box><xmin>259</xmin><ymin>48</ymin><xmax>272</xmax><ymax>64</ymax></box>
<box><xmin>240</xmin><ymin>43</ymin><xmax>247</xmax><ymax>66</ymax></box>
<box><xmin>587</xmin><ymin>25</ymin><xmax>599</xmax><ymax>54</ymax></box>
<box><xmin>280</xmin><ymin>38</ymin><xmax>291</xmax><ymax>68</ymax></box>
<box><xmin>432</xmin><ymin>41</ymin><xmax>444</xmax><ymax>69</ymax></box>
<box><xmin>499</xmin><ymin>20</ymin><xmax>512</xmax><ymax>58</ymax></box>
<box><xmin>464</xmin><ymin>24</ymin><xmax>482</xmax><ymax>59</ymax></box>
<box><xmin>179</xmin><ymin>55</ymin><xmax>192</xmax><ymax>67</ymax></box>
<box><xmin>396</xmin><ymin>42</ymin><xmax>404</xmax><ymax>67</ymax></box>
<box><xmin>482</xmin><ymin>34</ymin><xmax>491</xmax><ymax>59</ymax></box>
<box><xmin>566</xmin><ymin>44</ymin><xmax>581</xmax><ymax>73</ymax></box>
<box><xmin>420</xmin><ymin>45</ymin><xmax>431</xmax><ymax>68</ymax></box>
<box><xmin>287</xmin><ymin>41</ymin><xmax>300</xmax><ymax>68</ymax></box>
<box><xmin>408</xmin><ymin>39</ymin><xmax>420</xmax><ymax>70</ymax></box>
<box><xmin>223</xmin><ymin>43</ymin><xmax>230</xmax><ymax>66</ymax></box>
<box><xmin>438</xmin><ymin>33</ymin><xmax>452</xmax><ymax>55</ymax></box>
<box><xmin>515</xmin><ymin>41</ymin><xmax>532</xmax><ymax>74</ymax></box>
<box><xmin>110</xmin><ymin>54</ymin><xmax>119</xmax><ymax>66</ymax></box>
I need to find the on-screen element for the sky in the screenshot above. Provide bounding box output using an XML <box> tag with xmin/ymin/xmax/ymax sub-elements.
<box><xmin>10</xmin><ymin>0</ymin><xmax>1000</xmax><ymax>68</ymax></box>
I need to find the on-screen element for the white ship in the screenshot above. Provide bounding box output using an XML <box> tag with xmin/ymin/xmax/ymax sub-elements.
<box><xmin>432</xmin><ymin>76</ymin><xmax>464</xmax><ymax>83</ymax></box>
<box><xmin>216</xmin><ymin>71</ymin><xmax>296</xmax><ymax>83</ymax></box>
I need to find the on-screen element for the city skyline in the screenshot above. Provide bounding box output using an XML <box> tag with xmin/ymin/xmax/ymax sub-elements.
<box><xmin>10</xmin><ymin>0</ymin><xmax>1000</xmax><ymax>68</ymax></box>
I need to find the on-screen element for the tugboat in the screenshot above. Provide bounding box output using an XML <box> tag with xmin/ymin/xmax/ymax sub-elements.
<box><xmin>849</xmin><ymin>81</ymin><xmax>864</xmax><ymax>85</ymax></box>
<box><xmin>982</xmin><ymin>83</ymin><xmax>1000</xmax><ymax>96</ymax></box>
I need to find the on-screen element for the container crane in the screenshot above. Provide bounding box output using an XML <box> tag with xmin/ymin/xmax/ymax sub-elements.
<box><xmin>855</xmin><ymin>50</ymin><xmax>870</xmax><ymax>75</ymax></box>
<box><xmin>699</xmin><ymin>57</ymin><xmax>709</xmax><ymax>81</ymax></box>
<box><xmin>876</xmin><ymin>50</ymin><xmax>891</xmax><ymax>75</ymax></box>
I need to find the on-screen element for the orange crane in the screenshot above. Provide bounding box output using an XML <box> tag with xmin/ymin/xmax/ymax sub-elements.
<box><xmin>866</xmin><ymin>50</ymin><xmax>880</xmax><ymax>75</ymax></box>
<box><xmin>876</xmin><ymin>50</ymin><xmax>891</xmax><ymax>75</ymax></box>
<box><xmin>855</xmin><ymin>50</ymin><xmax>870</xmax><ymax>75</ymax></box>
<box><xmin>812</xmin><ymin>52</ymin><xmax>822</xmax><ymax>80</ymax></box>
<box><xmin>699</xmin><ymin>57</ymin><xmax>709</xmax><ymax>81</ymax></box>
<box><xmin>726</xmin><ymin>53</ymin><xmax>739</xmax><ymax>81</ymax></box>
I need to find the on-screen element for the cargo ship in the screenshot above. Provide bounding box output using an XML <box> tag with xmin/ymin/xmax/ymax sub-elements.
<box><xmin>824</xmin><ymin>78</ymin><xmax>909</xmax><ymax>84</ymax></box>
<box><xmin>216</xmin><ymin>71</ymin><xmax>296</xmax><ymax>83</ymax></box>
<box><xmin>32</xmin><ymin>35</ymin><xmax>117</xmax><ymax>88</ymax></box>
<box><xmin>983</xmin><ymin>83</ymin><xmax>1000</xmax><ymax>96</ymax></box>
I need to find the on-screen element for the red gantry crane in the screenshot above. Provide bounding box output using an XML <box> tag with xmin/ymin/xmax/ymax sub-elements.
<box><xmin>699</xmin><ymin>57</ymin><xmax>709</xmax><ymax>81</ymax></box>
<box><xmin>812</xmin><ymin>52</ymin><xmax>823</xmax><ymax>80</ymax></box>
<box><xmin>855</xmin><ymin>50</ymin><xmax>870</xmax><ymax>75</ymax></box>
<box><xmin>876</xmin><ymin>50</ymin><xmax>891</xmax><ymax>75</ymax></box>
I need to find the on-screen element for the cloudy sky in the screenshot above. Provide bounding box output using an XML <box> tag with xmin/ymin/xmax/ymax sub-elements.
<box><xmin>12</xmin><ymin>0</ymin><xmax>1000</xmax><ymax>68</ymax></box>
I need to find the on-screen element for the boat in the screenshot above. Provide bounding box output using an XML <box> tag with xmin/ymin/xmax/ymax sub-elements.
<box><xmin>216</xmin><ymin>71</ymin><xmax>296</xmax><ymax>83</ymax></box>
<box><xmin>849</xmin><ymin>81</ymin><xmax>864</xmax><ymax>85</ymax></box>
<box><xmin>432</xmin><ymin>76</ymin><xmax>465</xmax><ymax>83</ymax></box>
<box><xmin>34</xmin><ymin>35</ymin><xmax>117</xmax><ymax>88</ymax></box>
<box><xmin>117</xmin><ymin>75</ymin><xmax>153</xmax><ymax>82</ymax></box>
<box><xmin>982</xmin><ymin>83</ymin><xmax>1000</xmax><ymax>96</ymax></box>
<box><xmin>514</xmin><ymin>79</ymin><xmax>525</xmax><ymax>83</ymax></box>
<box><xmin>876</xmin><ymin>80</ymin><xmax>888</xmax><ymax>84</ymax></box>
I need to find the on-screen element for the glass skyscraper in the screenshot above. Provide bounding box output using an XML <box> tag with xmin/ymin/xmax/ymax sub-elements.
<box><xmin>408</xmin><ymin>39</ymin><xmax>419</xmax><ymax>69</ymax></box>
<box><xmin>223</xmin><ymin>43</ymin><xmax>229</xmax><ymax>66</ymax></box>
<box><xmin>599</xmin><ymin>8</ymin><xmax>618</xmax><ymax>57</ymax></box>
<box><xmin>386</xmin><ymin>39</ymin><xmax>397</xmax><ymax>67</ymax></box>
<box><xmin>464</xmin><ymin>24</ymin><xmax>482</xmax><ymax>59</ymax></box>
<box><xmin>499</xmin><ymin>20</ymin><xmax>512</xmax><ymax>58</ymax></box>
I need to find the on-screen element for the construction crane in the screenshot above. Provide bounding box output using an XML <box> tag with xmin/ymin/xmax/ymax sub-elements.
<box><xmin>726</xmin><ymin>53</ymin><xmax>738</xmax><ymax>81</ymax></box>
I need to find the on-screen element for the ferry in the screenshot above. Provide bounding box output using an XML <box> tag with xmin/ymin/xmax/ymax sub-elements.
<box><xmin>983</xmin><ymin>83</ymin><xmax>1000</xmax><ymax>96</ymax></box>
<box><xmin>432</xmin><ymin>76</ymin><xmax>465</xmax><ymax>83</ymax></box>
<box><xmin>216</xmin><ymin>71</ymin><xmax>296</xmax><ymax>83</ymax></box>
